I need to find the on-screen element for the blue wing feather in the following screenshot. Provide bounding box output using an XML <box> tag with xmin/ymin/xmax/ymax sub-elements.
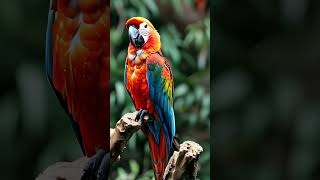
<box><xmin>45</xmin><ymin>7</ymin><xmax>55</xmax><ymax>81</ymax></box>
<box><xmin>146</xmin><ymin>54</ymin><xmax>175</xmax><ymax>154</ymax></box>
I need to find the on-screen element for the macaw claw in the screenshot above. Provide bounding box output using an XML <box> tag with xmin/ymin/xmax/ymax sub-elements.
<box><xmin>81</xmin><ymin>149</ymin><xmax>109</xmax><ymax>180</ymax></box>
<box><xmin>135</xmin><ymin>109</ymin><xmax>155</xmax><ymax>123</ymax></box>
<box><xmin>135</xmin><ymin>109</ymin><xmax>149</xmax><ymax>122</ymax></box>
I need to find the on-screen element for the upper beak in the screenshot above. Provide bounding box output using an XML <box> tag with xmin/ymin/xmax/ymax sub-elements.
<box><xmin>128</xmin><ymin>26</ymin><xmax>145</xmax><ymax>48</ymax></box>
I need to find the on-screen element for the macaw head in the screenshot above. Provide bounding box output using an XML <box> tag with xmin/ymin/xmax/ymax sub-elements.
<box><xmin>126</xmin><ymin>17</ymin><xmax>161</xmax><ymax>52</ymax></box>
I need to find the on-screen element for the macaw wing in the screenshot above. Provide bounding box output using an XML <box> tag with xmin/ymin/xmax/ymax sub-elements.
<box><xmin>45</xmin><ymin>2</ymin><xmax>54</xmax><ymax>81</ymax></box>
<box><xmin>146</xmin><ymin>53</ymin><xmax>175</xmax><ymax>151</ymax></box>
<box><xmin>45</xmin><ymin>2</ymin><xmax>85</xmax><ymax>154</ymax></box>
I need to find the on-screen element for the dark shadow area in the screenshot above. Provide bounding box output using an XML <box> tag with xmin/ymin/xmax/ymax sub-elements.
<box><xmin>213</xmin><ymin>0</ymin><xmax>320</xmax><ymax>180</ymax></box>
<box><xmin>0</xmin><ymin>1</ymin><xmax>83</xmax><ymax>179</ymax></box>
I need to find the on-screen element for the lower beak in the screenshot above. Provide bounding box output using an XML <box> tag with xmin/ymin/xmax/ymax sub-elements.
<box><xmin>128</xmin><ymin>26</ymin><xmax>145</xmax><ymax>48</ymax></box>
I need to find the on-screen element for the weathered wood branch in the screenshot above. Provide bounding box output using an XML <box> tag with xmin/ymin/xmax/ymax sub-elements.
<box><xmin>110</xmin><ymin>111</ymin><xmax>142</xmax><ymax>163</ymax></box>
<box><xmin>163</xmin><ymin>141</ymin><xmax>203</xmax><ymax>180</ymax></box>
<box><xmin>36</xmin><ymin>157</ymin><xmax>89</xmax><ymax>180</ymax></box>
<box><xmin>36</xmin><ymin>111</ymin><xmax>203</xmax><ymax>180</ymax></box>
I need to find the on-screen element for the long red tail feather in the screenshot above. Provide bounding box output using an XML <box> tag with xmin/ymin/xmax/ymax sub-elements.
<box><xmin>144</xmin><ymin>127</ymin><xmax>169</xmax><ymax>180</ymax></box>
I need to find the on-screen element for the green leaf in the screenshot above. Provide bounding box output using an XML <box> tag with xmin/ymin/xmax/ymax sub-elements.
<box><xmin>112</xmin><ymin>0</ymin><xmax>124</xmax><ymax>10</ymax></box>
<box><xmin>174</xmin><ymin>84</ymin><xmax>189</xmax><ymax>97</ymax></box>
<box><xmin>110</xmin><ymin>28</ymin><xmax>122</xmax><ymax>46</ymax></box>
<box><xmin>174</xmin><ymin>98</ymin><xmax>185</xmax><ymax>111</ymax></box>
<box><xmin>137</xmin><ymin>3</ymin><xmax>149</xmax><ymax>18</ymax></box>
<box><xmin>170</xmin><ymin>0</ymin><xmax>183</xmax><ymax>16</ymax></box>
<box><xmin>110</xmin><ymin>92</ymin><xmax>116</xmax><ymax>110</ymax></box>
<box><xmin>115</xmin><ymin>81</ymin><xmax>125</xmax><ymax>105</ymax></box>
<box><xmin>129</xmin><ymin>160</ymin><xmax>140</xmax><ymax>177</ymax></box>
<box><xmin>137</xmin><ymin>169</ymin><xmax>155</xmax><ymax>179</ymax></box>
<box><xmin>195</xmin><ymin>86</ymin><xmax>205</xmax><ymax>101</ymax></box>
<box><xmin>128</xmin><ymin>133</ymin><xmax>136</xmax><ymax>150</ymax></box>
<box><xmin>116</xmin><ymin>167</ymin><xmax>129</xmax><ymax>179</ymax></box>
<box><xmin>185</xmin><ymin>94</ymin><xmax>195</xmax><ymax>107</ymax></box>
<box><xmin>188</xmin><ymin>113</ymin><xmax>197</xmax><ymax>126</ymax></box>
<box><xmin>142</xmin><ymin>0</ymin><xmax>159</xmax><ymax>15</ymax></box>
<box><xmin>117</xmin><ymin>50</ymin><xmax>127</xmax><ymax>64</ymax></box>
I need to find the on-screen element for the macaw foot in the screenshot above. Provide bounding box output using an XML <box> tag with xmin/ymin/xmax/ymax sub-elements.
<box><xmin>135</xmin><ymin>109</ymin><xmax>155</xmax><ymax>123</ymax></box>
<box><xmin>81</xmin><ymin>149</ymin><xmax>109</xmax><ymax>180</ymax></box>
<box><xmin>135</xmin><ymin>109</ymin><xmax>148</xmax><ymax>122</ymax></box>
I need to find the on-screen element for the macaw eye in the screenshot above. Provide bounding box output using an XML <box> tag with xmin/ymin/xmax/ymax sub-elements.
<box><xmin>144</xmin><ymin>24</ymin><xmax>147</xmax><ymax>28</ymax></box>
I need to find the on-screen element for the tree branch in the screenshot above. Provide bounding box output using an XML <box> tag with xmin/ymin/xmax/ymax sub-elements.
<box><xmin>110</xmin><ymin>111</ymin><xmax>142</xmax><ymax>163</ymax></box>
<box><xmin>163</xmin><ymin>141</ymin><xmax>203</xmax><ymax>180</ymax></box>
<box><xmin>36</xmin><ymin>157</ymin><xmax>89</xmax><ymax>180</ymax></box>
<box><xmin>36</xmin><ymin>111</ymin><xmax>203</xmax><ymax>180</ymax></box>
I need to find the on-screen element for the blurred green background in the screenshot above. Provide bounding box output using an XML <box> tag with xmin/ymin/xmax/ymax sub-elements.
<box><xmin>213</xmin><ymin>0</ymin><xmax>320</xmax><ymax>180</ymax></box>
<box><xmin>110</xmin><ymin>0</ymin><xmax>210</xmax><ymax>179</ymax></box>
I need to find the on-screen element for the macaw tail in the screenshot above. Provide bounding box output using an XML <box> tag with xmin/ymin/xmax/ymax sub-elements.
<box><xmin>143</xmin><ymin>124</ymin><xmax>170</xmax><ymax>180</ymax></box>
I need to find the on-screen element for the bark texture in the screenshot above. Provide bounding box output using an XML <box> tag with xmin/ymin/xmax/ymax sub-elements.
<box><xmin>36</xmin><ymin>111</ymin><xmax>203</xmax><ymax>180</ymax></box>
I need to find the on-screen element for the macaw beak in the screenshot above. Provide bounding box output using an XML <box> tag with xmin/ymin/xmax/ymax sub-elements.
<box><xmin>128</xmin><ymin>25</ymin><xmax>145</xmax><ymax>48</ymax></box>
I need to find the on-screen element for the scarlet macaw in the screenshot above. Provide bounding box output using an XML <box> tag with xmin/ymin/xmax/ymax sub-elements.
<box><xmin>124</xmin><ymin>17</ymin><xmax>176</xmax><ymax>179</ymax></box>
<box><xmin>45</xmin><ymin>0</ymin><xmax>109</xmax><ymax>179</ymax></box>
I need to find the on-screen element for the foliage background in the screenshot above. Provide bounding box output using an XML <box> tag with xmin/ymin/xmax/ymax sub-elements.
<box><xmin>0</xmin><ymin>0</ymin><xmax>210</xmax><ymax>180</ymax></box>
<box><xmin>213</xmin><ymin>0</ymin><xmax>320</xmax><ymax>180</ymax></box>
<box><xmin>110</xmin><ymin>0</ymin><xmax>210</xmax><ymax>179</ymax></box>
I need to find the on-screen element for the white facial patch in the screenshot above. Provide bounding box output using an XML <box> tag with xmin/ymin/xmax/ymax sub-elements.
<box><xmin>139</xmin><ymin>22</ymin><xmax>149</xmax><ymax>44</ymax></box>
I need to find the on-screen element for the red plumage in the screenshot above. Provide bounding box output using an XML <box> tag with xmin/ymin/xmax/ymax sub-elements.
<box><xmin>48</xmin><ymin>0</ymin><xmax>109</xmax><ymax>156</ymax></box>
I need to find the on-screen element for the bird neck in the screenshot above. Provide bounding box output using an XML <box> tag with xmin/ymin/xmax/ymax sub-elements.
<box><xmin>127</xmin><ymin>46</ymin><xmax>150</xmax><ymax>67</ymax></box>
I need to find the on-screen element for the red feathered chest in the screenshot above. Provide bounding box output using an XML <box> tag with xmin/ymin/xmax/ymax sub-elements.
<box><xmin>125</xmin><ymin>53</ymin><xmax>157</xmax><ymax>116</ymax></box>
